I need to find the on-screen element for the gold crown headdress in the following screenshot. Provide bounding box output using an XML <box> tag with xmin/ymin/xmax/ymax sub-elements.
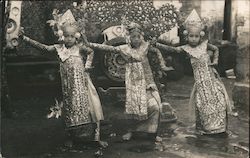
<box><xmin>121</xmin><ymin>17</ymin><xmax>144</xmax><ymax>35</ymax></box>
<box><xmin>126</xmin><ymin>22</ymin><xmax>143</xmax><ymax>34</ymax></box>
<box><xmin>120</xmin><ymin>19</ymin><xmax>145</xmax><ymax>43</ymax></box>
<box><xmin>47</xmin><ymin>9</ymin><xmax>83</xmax><ymax>41</ymax></box>
<box><xmin>183</xmin><ymin>9</ymin><xmax>205</xmax><ymax>37</ymax></box>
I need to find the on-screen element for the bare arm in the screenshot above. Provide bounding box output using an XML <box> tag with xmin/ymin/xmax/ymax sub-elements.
<box><xmin>207</xmin><ymin>43</ymin><xmax>219</xmax><ymax>65</ymax></box>
<box><xmin>156</xmin><ymin>42</ymin><xmax>182</xmax><ymax>54</ymax></box>
<box><xmin>22</xmin><ymin>35</ymin><xmax>56</xmax><ymax>52</ymax></box>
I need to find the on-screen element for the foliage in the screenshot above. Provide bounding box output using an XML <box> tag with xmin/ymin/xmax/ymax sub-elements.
<box><xmin>48</xmin><ymin>0</ymin><xmax>180</xmax><ymax>41</ymax></box>
<box><xmin>16</xmin><ymin>1</ymin><xmax>181</xmax><ymax>56</ymax></box>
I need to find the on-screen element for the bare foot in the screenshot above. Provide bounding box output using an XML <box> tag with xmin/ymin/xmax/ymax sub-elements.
<box><xmin>98</xmin><ymin>141</ymin><xmax>108</xmax><ymax>148</ymax></box>
<box><xmin>122</xmin><ymin>132</ymin><xmax>132</xmax><ymax>141</ymax></box>
<box><xmin>155</xmin><ymin>136</ymin><xmax>163</xmax><ymax>142</ymax></box>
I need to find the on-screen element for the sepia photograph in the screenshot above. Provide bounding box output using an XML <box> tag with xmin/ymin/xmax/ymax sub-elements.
<box><xmin>0</xmin><ymin>0</ymin><xmax>249</xmax><ymax>157</ymax></box>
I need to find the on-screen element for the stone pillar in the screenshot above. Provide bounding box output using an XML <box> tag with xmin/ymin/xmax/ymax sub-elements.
<box><xmin>230</xmin><ymin>0</ymin><xmax>238</xmax><ymax>41</ymax></box>
<box><xmin>232</xmin><ymin>0</ymin><xmax>250</xmax><ymax>117</ymax></box>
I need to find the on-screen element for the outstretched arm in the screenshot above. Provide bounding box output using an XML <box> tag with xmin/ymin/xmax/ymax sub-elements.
<box><xmin>207</xmin><ymin>43</ymin><xmax>219</xmax><ymax>65</ymax></box>
<box><xmin>88</xmin><ymin>43</ymin><xmax>141</xmax><ymax>61</ymax></box>
<box><xmin>22</xmin><ymin>35</ymin><xmax>56</xmax><ymax>53</ymax></box>
<box><xmin>88</xmin><ymin>42</ymin><xmax>121</xmax><ymax>53</ymax></box>
<box><xmin>156</xmin><ymin>42</ymin><xmax>182</xmax><ymax>54</ymax></box>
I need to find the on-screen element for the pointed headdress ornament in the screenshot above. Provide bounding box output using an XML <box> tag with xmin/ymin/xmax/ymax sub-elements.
<box><xmin>47</xmin><ymin>9</ymin><xmax>82</xmax><ymax>41</ymax></box>
<box><xmin>183</xmin><ymin>9</ymin><xmax>205</xmax><ymax>37</ymax></box>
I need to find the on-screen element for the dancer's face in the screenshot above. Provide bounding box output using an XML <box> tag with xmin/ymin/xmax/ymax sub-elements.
<box><xmin>63</xmin><ymin>26</ymin><xmax>77</xmax><ymax>47</ymax></box>
<box><xmin>187</xmin><ymin>28</ymin><xmax>201</xmax><ymax>47</ymax></box>
<box><xmin>129</xmin><ymin>31</ymin><xmax>143</xmax><ymax>48</ymax></box>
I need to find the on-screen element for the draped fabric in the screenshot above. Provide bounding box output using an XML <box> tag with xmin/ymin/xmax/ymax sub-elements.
<box><xmin>181</xmin><ymin>41</ymin><xmax>231</xmax><ymax>134</ymax></box>
<box><xmin>88</xmin><ymin>42</ymin><xmax>162</xmax><ymax>133</ymax></box>
<box><xmin>133</xmin><ymin>90</ymin><xmax>161</xmax><ymax>133</ymax></box>
<box><xmin>125</xmin><ymin>60</ymin><xmax>148</xmax><ymax>120</ymax></box>
<box><xmin>118</xmin><ymin>42</ymin><xmax>161</xmax><ymax>121</ymax></box>
<box><xmin>54</xmin><ymin>44</ymin><xmax>104</xmax><ymax>129</ymax></box>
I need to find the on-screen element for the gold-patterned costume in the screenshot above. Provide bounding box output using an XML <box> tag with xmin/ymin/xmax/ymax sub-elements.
<box><xmin>182</xmin><ymin>41</ymin><xmax>231</xmax><ymax>134</ymax></box>
<box><xmin>90</xmin><ymin>41</ymin><xmax>163</xmax><ymax>133</ymax></box>
<box><xmin>54</xmin><ymin>44</ymin><xmax>104</xmax><ymax>140</ymax></box>
<box><xmin>22</xmin><ymin>35</ymin><xmax>104</xmax><ymax>141</ymax></box>
<box><xmin>157</xmin><ymin>41</ymin><xmax>232</xmax><ymax>134</ymax></box>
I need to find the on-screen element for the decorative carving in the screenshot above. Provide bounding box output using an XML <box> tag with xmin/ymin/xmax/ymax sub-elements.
<box><xmin>103</xmin><ymin>52</ymin><xmax>126</xmax><ymax>82</ymax></box>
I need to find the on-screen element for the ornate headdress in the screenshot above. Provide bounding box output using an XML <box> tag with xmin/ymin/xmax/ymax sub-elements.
<box><xmin>126</xmin><ymin>22</ymin><xmax>142</xmax><ymax>32</ymax></box>
<box><xmin>47</xmin><ymin>9</ymin><xmax>84</xmax><ymax>41</ymax></box>
<box><xmin>120</xmin><ymin>20</ymin><xmax>145</xmax><ymax>43</ymax></box>
<box><xmin>183</xmin><ymin>9</ymin><xmax>205</xmax><ymax>37</ymax></box>
<box><xmin>125</xmin><ymin>22</ymin><xmax>144</xmax><ymax>36</ymax></box>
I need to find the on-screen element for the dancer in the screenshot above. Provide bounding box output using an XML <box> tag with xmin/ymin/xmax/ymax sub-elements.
<box><xmin>88</xmin><ymin>22</ymin><xmax>174</xmax><ymax>141</ymax></box>
<box><xmin>19</xmin><ymin>10</ymin><xmax>107</xmax><ymax>147</ymax></box>
<box><xmin>153</xmin><ymin>10</ymin><xmax>234</xmax><ymax>135</ymax></box>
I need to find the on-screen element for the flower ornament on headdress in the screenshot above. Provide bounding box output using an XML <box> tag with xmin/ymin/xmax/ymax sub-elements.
<box><xmin>126</xmin><ymin>22</ymin><xmax>143</xmax><ymax>35</ymax></box>
<box><xmin>47</xmin><ymin>9</ymin><xmax>83</xmax><ymax>41</ymax></box>
<box><xmin>183</xmin><ymin>9</ymin><xmax>205</xmax><ymax>37</ymax></box>
<box><xmin>122</xmin><ymin>21</ymin><xmax>145</xmax><ymax>43</ymax></box>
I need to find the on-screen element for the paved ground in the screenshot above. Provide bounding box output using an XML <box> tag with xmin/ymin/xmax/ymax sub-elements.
<box><xmin>1</xmin><ymin>76</ymin><xmax>249</xmax><ymax>158</ymax></box>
